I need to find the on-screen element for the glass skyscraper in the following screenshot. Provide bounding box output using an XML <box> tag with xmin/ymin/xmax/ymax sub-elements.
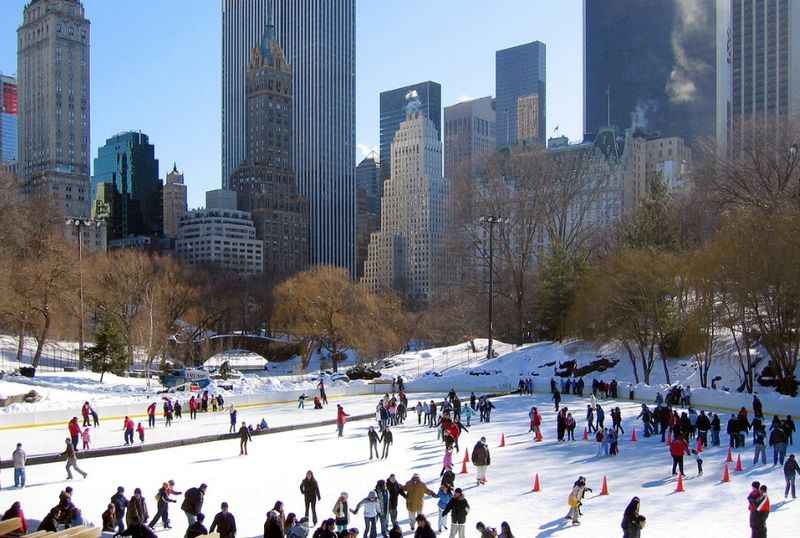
<box><xmin>0</xmin><ymin>74</ymin><xmax>17</xmax><ymax>166</ymax></box>
<box><xmin>496</xmin><ymin>41</ymin><xmax>546</xmax><ymax>147</ymax></box>
<box><xmin>379</xmin><ymin>81</ymin><xmax>441</xmax><ymax>180</ymax></box>
<box><xmin>583</xmin><ymin>0</ymin><xmax>717</xmax><ymax>143</ymax></box>
<box><xmin>223</xmin><ymin>0</ymin><xmax>356</xmax><ymax>273</ymax></box>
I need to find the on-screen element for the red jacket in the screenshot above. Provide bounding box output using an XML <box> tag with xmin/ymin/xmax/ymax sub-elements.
<box><xmin>669</xmin><ymin>438</ymin><xmax>689</xmax><ymax>457</ymax></box>
<box><xmin>124</xmin><ymin>418</ymin><xmax>135</xmax><ymax>431</ymax></box>
<box><xmin>533</xmin><ymin>412</ymin><xmax>542</xmax><ymax>427</ymax></box>
<box><xmin>68</xmin><ymin>420</ymin><xmax>80</xmax><ymax>437</ymax></box>
<box><xmin>336</xmin><ymin>408</ymin><xmax>349</xmax><ymax>425</ymax></box>
<box><xmin>147</xmin><ymin>403</ymin><xmax>157</xmax><ymax>416</ymax></box>
<box><xmin>447</xmin><ymin>423</ymin><xmax>460</xmax><ymax>440</ymax></box>
<box><xmin>189</xmin><ymin>398</ymin><xmax>197</xmax><ymax>411</ymax></box>
<box><xmin>81</xmin><ymin>403</ymin><xmax>90</xmax><ymax>418</ymax></box>
<box><xmin>136</xmin><ymin>424</ymin><xmax>145</xmax><ymax>435</ymax></box>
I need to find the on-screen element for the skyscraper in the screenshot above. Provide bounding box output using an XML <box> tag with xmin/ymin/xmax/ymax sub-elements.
<box><xmin>229</xmin><ymin>22</ymin><xmax>309</xmax><ymax>279</ymax></box>
<box><xmin>0</xmin><ymin>74</ymin><xmax>17</xmax><ymax>166</ymax></box>
<box><xmin>92</xmin><ymin>131</ymin><xmax>162</xmax><ymax>239</ymax></box>
<box><xmin>583</xmin><ymin>0</ymin><xmax>717</xmax><ymax>143</ymax></box>
<box><xmin>223</xmin><ymin>0</ymin><xmax>356</xmax><ymax>273</ymax></box>
<box><xmin>444</xmin><ymin>97</ymin><xmax>496</xmax><ymax>180</ymax></box>
<box><xmin>17</xmin><ymin>0</ymin><xmax>91</xmax><ymax>217</ymax></box>
<box><xmin>363</xmin><ymin>94</ymin><xmax>448</xmax><ymax>303</ymax></box>
<box><xmin>496</xmin><ymin>41</ymin><xmax>546</xmax><ymax>147</ymax></box>
<box><xmin>379</xmin><ymin>81</ymin><xmax>442</xmax><ymax>180</ymax></box>
<box><xmin>163</xmin><ymin>163</ymin><xmax>187</xmax><ymax>240</ymax></box>
<box><xmin>355</xmin><ymin>154</ymin><xmax>380</xmax><ymax>279</ymax></box>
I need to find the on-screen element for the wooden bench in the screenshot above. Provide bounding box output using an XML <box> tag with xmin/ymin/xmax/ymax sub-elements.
<box><xmin>0</xmin><ymin>517</ymin><xmax>22</xmax><ymax>537</ymax></box>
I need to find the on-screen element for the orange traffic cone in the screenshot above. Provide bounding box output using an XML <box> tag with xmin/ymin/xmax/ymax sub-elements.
<box><xmin>583</xmin><ymin>428</ymin><xmax>589</xmax><ymax>441</ymax></box>
<box><xmin>721</xmin><ymin>464</ymin><xmax>730</xmax><ymax>483</ymax></box>
<box><xmin>532</xmin><ymin>473</ymin><xmax>541</xmax><ymax>492</ymax></box>
<box><xmin>499</xmin><ymin>433</ymin><xmax>506</xmax><ymax>447</ymax></box>
<box><xmin>460</xmin><ymin>457</ymin><xmax>468</xmax><ymax>475</ymax></box>
<box><xmin>463</xmin><ymin>450</ymin><xmax>470</xmax><ymax>464</ymax></box>
<box><xmin>675</xmin><ymin>474</ymin><xmax>685</xmax><ymax>493</ymax></box>
<box><xmin>600</xmin><ymin>476</ymin><xmax>609</xmax><ymax>495</ymax></box>
<box><xmin>726</xmin><ymin>447</ymin><xmax>733</xmax><ymax>463</ymax></box>
<box><xmin>735</xmin><ymin>454</ymin><xmax>743</xmax><ymax>472</ymax></box>
<box><xmin>631</xmin><ymin>429</ymin><xmax>638</xmax><ymax>442</ymax></box>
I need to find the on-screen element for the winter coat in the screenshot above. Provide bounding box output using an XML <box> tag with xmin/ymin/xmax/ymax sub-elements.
<box><xmin>126</xmin><ymin>496</ymin><xmax>149</xmax><ymax>527</ymax></box>
<box><xmin>210</xmin><ymin>511</ymin><xmax>237</xmax><ymax>538</ymax></box>
<box><xmin>382</xmin><ymin>430</ymin><xmax>394</xmax><ymax>445</ymax></box>
<box><xmin>354</xmin><ymin>498</ymin><xmax>380</xmax><ymax>518</ymax></box>
<box><xmin>436</xmin><ymin>490</ymin><xmax>452</xmax><ymax>510</ymax></box>
<box><xmin>181</xmin><ymin>487</ymin><xmax>204</xmax><ymax>515</ymax></box>
<box><xmin>568</xmin><ymin>485</ymin><xmax>586</xmax><ymax>508</ymax></box>
<box><xmin>441</xmin><ymin>497</ymin><xmax>469</xmax><ymax>524</ymax></box>
<box><xmin>769</xmin><ymin>428</ymin><xmax>787</xmax><ymax>446</ymax></box>
<box><xmin>414</xmin><ymin>526</ymin><xmax>437</xmax><ymax>538</ymax></box>
<box><xmin>403</xmin><ymin>479</ymin><xmax>435</xmax><ymax>512</ymax></box>
<box><xmin>12</xmin><ymin>448</ymin><xmax>26</xmax><ymax>468</ymax></box>
<box><xmin>120</xmin><ymin>523</ymin><xmax>157</xmax><ymax>538</ymax></box>
<box><xmin>101</xmin><ymin>509</ymin><xmax>116</xmax><ymax>532</ymax></box>
<box><xmin>336</xmin><ymin>408</ymin><xmax>349</xmax><ymax>425</ymax></box>
<box><xmin>784</xmin><ymin>458</ymin><xmax>800</xmax><ymax>478</ymax></box>
<box><xmin>669</xmin><ymin>438</ymin><xmax>690</xmax><ymax>458</ymax></box>
<box><xmin>62</xmin><ymin>443</ymin><xmax>78</xmax><ymax>463</ymax></box>
<box><xmin>332</xmin><ymin>500</ymin><xmax>349</xmax><ymax>525</ymax></box>
<box><xmin>111</xmin><ymin>492</ymin><xmax>129</xmax><ymax>518</ymax></box>
<box><xmin>368</xmin><ymin>430</ymin><xmax>380</xmax><ymax>444</ymax></box>
<box><xmin>263</xmin><ymin>519</ymin><xmax>283</xmax><ymax>538</ymax></box>
<box><xmin>471</xmin><ymin>442</ymin><xmax>490</xmax><ymax>467</ymax></box>
<box><xmin>386</xmin><ymin>480</ymin><xmax>405</xmax><ymax>509</ymax></box>
<box><xmin>68</xmin><ymin>419</ymin><xmax>80</xmax><ymax>437</ymax></box>
<box><xmin>300</xmin><ymin>478</ymin><xmax>321</xmax><ymax>502</ymax></box>
<box><xmin>621</xmin><ymin>513</ymin><xmax>644</xmax><ymax>538</ymax></box>
<box><xmin>287</xmin><ymin>522</ymin><xmax>309</xmax><ymax>538</ymax></box>
<box><xmin>185</xmin><ymin>522</ymin><xmax>208</xmax><ymax>538</ymax></box>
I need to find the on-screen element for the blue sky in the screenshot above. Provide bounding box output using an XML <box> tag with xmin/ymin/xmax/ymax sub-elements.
<box><xmin>0</xmin><ymin>0</ymin><xmax>583</xmax><ymax>208</ymax></box>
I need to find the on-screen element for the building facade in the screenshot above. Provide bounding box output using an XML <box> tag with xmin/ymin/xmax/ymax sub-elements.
<box><xmin>229</xmin><ymin>23</ymin><xmax>309</xmax><ymax>279</ymax></box>
<box><xmin>17</xmin><ymin>0</ymin><xmax>91</xmax><ymax>218</ymax></box>
<box><xmin>163</xmin><ymin>163</ymin><xmax>187</xmax><ymax>240</ymax></box>
<box><xmin>362</xmin><ymin>96</ymin><xmax>448</xmax><ymax>303</ymax></box>
<box><xmin>583</xmin><ymin>0</ymin><xmax>717</xmax><ymax>144</ymax></box>
<box><xmin>379</xmin><ymin>81</ymin><xmax>442</xmax><ymax>180</ymax></box>
<box><xmin>355</xmin><ymin>154</ymin><xmax>380</xmax><ymax>279</ymax></box>
<box><xmin>496</xmin><ymin>41</ymin><xmax>546</xmax><ymax>147</ymax></box>
<box><xmin>0</xmin><ymin>74</ymin><xmax>17</xmax><ymax>166</ymax></box>
<box><xmin>444</xmin><ymin>96</ymin><xmax>496</xmax><ymax>180</ymax></box>
<box><xmin>223</xmin><ymin>0</ymin><xmax>356</xmax><ymax>273</ymax></box>
<box><xmin>91</xmin><ymin>131</ymin><xmax>162</xmax><ymax>240</ymax></box>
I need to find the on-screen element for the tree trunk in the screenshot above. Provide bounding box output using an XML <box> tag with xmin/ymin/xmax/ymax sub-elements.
<box><xmin>623</xmin><ymin>342</ymin><xmax>640</xmax><ymax>383</ymax></box>
<box><xmin>15</xmin><ymin>323</ymin><xmax>25</xmax><ymax>364</ymax></box>
<box><xmin>31</xmin><ymin>313</ymin><xmax>51</xmax><ymax>371</ymax></box>
<box><xmin>658</xmin><ymin>343</ymin><xmax>671</xmax><ymax>385</ymax></box>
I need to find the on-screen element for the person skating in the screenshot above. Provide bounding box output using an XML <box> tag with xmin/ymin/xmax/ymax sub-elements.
<box><xmin>91</xmin><ymin>406</ymin><xmax>100</xmax><ymax>427</ymax></box>
<box><xmin>147</xmin><ymin>402</ymin><xmax>157</xmax><ymax>428</ymax></box>
<box><xmin>368</xmin><ymin>427</ymin><xmax>380</xmax><ymax>460</ymax></box>
<box><xmin>264</xmin><ymin>510</ymin><xmax>284</xmax><ymax>538</ymax></box>
<box><xmin>386</xmin><ymin>474</ymin><xmax>405</xmax><ymax>527</ymax></box>
<box><xmin>435</xmin><ymin>485</ymin><xmax>452</xmax><ymax>533</ymax></box>
<box><xmin>471</xmin><ymin>437</ymin><xmax>491</xmax><ymax>486</ymax></box>
<box><xmin>784</xmin><ymin>454</ymin><xmax>799</xmax><ymax>499</ymax></box>
<box><xmin>174</xmin><ymin>400</ymin><xmax>182</xmax><ymax>420</ymax></box>
<box><xmin>12</xmin><ymin>443</ymin><xmax>26</xmax><ymax>488</ymax></box>
<box><xmin>336</xmin><ymin>405</ymin><xmax>349</xmax><ymax>437</ymax></box>
<box><xmin>102</xmin><ymin>504</ymin><xmax>118</xmax><ymax>532</ymax></box>
<box><xmin>149</xmin><ymin>482</ymin><xmax>176</xmax><ymax>529</ymax></box>
<box><xmin>288</xmin><ymin>516</ymin><xmax>310</xmax><ymax>538</ymax></box>
<box><xmin>68</xmin><ymin>417</ymin><xmax>81</xmax><ymax>450</ymax></box>
<box><xmin>229</xmin><ymin>407</ymin><xmax>238</xmax><ymax>433</ymax></box>
<box><xmin>81</xmin><ymin>427</ymin><xmax>91</xmax><ymax>450</ymax></box>
<box><xmin>565</xmin><ymin>476</ymin><xmax>591</xmax><ymax>526</ymax></box>
<box><xmin>181</xmin><ymin>483</ymin><xmax>207</xmax><ymax>526</ymax></box>
<box><xmin>299</xmin><ymin>470</ymin><xmax>321</xmax><ymax>526</ymax></box>
<box><xmin>620</xmin><ymin>497</ymin><xmax>645</xmax><ymax>538</ymax></box>
<box><xmin>209</xmin><ymin>502</ymin><xmax>236</xmax><ymax>538</ymax></box>
<box><xmin>769</xmin><ymin>425</ymin><xmax>788</xmax><ymax>466</ymax></box>
<box><xmin>498</xmin><ymin>522</ymin><xmax>514</xmax><ymax>538</ymax></box>
<box><xmin>318</xmin><ymin>379</ymin><xmax>328</xmax><ymax>406</ymax></box>
<box><xmin>669</xmin><ymin>435</ymin><xmax>690</xmax><ymax>476</ymax></box>
<box><xmin>185</xmin><ymin>513</ymin><xmax>208</xmax><ymax>538</ymax></box>
<box><xmin>110</xmin><ymin>486</ymin><xmax>129</xmax><ymax>534</ymax></box>
<box><xmin>332</xmin><ymin>493</ymin><xmax>350</xmax><ymax>534</ymax></box>
<box><xmin>126</xmin><ymin>489</ymin><xmax>149</xmax><ymax>529</ymax></box>
<box><xmin>61</xmin><ymin>438</ymin><xmax>87</xmax><ymax>480</ymax></box>
<box><xmin>238</xmin><ymin>421</ymin><xmax>252</xmax><ymax>455</ymax></box>
<box><xmin>381</xmin><ymin>427</ymin><xmax>393</xmax><ymax>459</ymax></box>
<box><xmin>299</xmin><ymin>394</ymin><xmax>307</xmax><ymax>409</ymax></box>
<box><xmin>0</xmin><ymin>501</ymin><xmax>27</xmax><ymax>537</ymax></box>
<box><xmin>115</xmin><ymin>516</ymin><xmax>157</xmax><ymax>538</ymax></box>
<box><xmin>81</xmin><ymin>401</ymin><xmax>91</xmax><ymax>427</ymax></box>
<box><xmin>412</xmin><ymin>514</ymin><xmax>435</xmax><ymax>538</ymax></box>
<box><xmin>753</xmin><ymin>426</ymin><xmax>767</xmax><ymax>465</ymax></box>
<box><xmin>749</xmin><ymin>485</ymin><xmax>770</xmax><ymax>538</ymax></box>
<box><xmin>351</xmin><ymin>490</ymin><xmax>381</xmax><ymax>538</ymax></box>
<box><xmin>475</xmin><ymin>522</ymin><xmax>497</xmax><ymax>538</ymax></box>
<box><xmin>552</xmin><ymin>389</ymin><xmax>561</xmax><ymax>412</ymax></box>
<box><xmin>403</xmin><ymin>474</ymin><xmax>435</xmax><ymax>531</ymax></box>
<box><xmin>123</xmin><ymin>416</ymin><xmax>135</xmax><ymax>446</ymax></box>
<box><xmin>441</xmin><ymin>488</ymin><xmax>469</xmax><ymax>538</ymax></box>
<box><xmin>136</xmin><ymin>422</ymin><xmax>145</xmax><ymax>444</ymax></box>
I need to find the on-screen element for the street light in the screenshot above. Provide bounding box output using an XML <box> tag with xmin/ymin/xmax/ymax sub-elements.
<box><xmin>66</xmin><ymin>217</ymin><xmax>103</xmax><ymax>369</ymax></box>
<box><xmin>479</xmin><ymin>215</ymin><xmax>509</xmax><ymax>361</ymax></box>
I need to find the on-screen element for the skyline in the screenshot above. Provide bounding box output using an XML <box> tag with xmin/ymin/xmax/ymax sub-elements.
<box><xmin>0</xmin><ymin>0</ymin><xmax>583</xmax><ymax>208</ymax></box>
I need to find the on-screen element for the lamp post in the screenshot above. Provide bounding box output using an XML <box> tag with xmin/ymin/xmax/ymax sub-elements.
<box><xmin>66</xmin><ymin>217</ymin><xmax>102</xmax><ymax>369</ymax></box>
<box><xmin>480</xmin><ymin>215</ymin><xmax>508</xmax><ymax>360</ymax></box>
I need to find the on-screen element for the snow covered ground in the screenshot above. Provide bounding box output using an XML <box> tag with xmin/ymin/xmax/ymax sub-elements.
<box><xmin>0</xmin><ymin>391</ymin><xmax>796</xmax><ymax>537</ymax></box>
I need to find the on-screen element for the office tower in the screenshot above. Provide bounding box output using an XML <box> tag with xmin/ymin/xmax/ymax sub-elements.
<box><xmin>223</xmin><ymin>0</ymin><xmax>356</xmax><ymax>273</ymax></box>
<box><xmin>583</xmin><ymin>0</ymin><xmax>717</xmax><ymax>143</ymax></box>
<box><xmin>729</xmin><ymin>1</ymin><xmax>800</xmax><ymax>131</ymax></box>
<box><xmin>0</xmin><ymin>75</ymin><xmax>17</xmax><ymax>166</ymax></box>
<box><xmin>496</xmin><ymin>41</ymin><xmax>546</xmax><ymax>147</ymax></box>
<box><xmin>92</xmin><ymin>131</ymin><xmax>162</xmax><ymax>239</ymax></box>
<box><xmin>355</xmin><ymin>154</ymin><xmax>380</xmax><ymax>279</ymax></box>
<box><xmin>17</xmin><ymin>0</ymin><xmax>91</xmax><ymax>217</ymax></box>
<box><xmin>444</xmin><ymin>96</ymin><xmax>496</xmax><ymax>179</ymax></box>
<box><xmin>163</xmin><ymin>163</ymin><xmax>188</xmax><ymax>240</ymax></box>
<box><xmin>379</xmin><ymin>81</ymin><xmax>442</xmax><ymax>180</ymax></box>
<box><xmin>229</xmin><ymin>22</ymin><xmax>309</xmax><ymax>278</ymax></box>
<box><xmin>362</xmin><ymin>94</ymin><xmax>448</xmax><ymax>302</ymax></box>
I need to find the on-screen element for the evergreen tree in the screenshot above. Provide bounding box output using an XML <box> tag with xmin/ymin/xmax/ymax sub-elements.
<box><xmin>85</xmin><ymin>316</ymin><xmax>128</xmax><ymax>382</ymax></box>
<box><xmin>535</xmin><ymin>246</ymin><xmax>587</xmax><ymax>341</ymax></box>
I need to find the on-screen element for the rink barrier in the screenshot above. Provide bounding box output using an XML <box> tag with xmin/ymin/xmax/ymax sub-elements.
<box><xmin>0</xmin><ymin>412</ymin><xmax>375</xmax><ymax>469</ymax></box>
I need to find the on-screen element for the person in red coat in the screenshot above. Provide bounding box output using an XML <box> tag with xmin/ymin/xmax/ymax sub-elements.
<box><xmin>189</xmin><ymin>396</ymin><xmax>198</xmax><ymax>420</ymax></box>
<box><xmin>123</xmin><ymin>416</ymin><xmax>135</xmax><ymax>446</ymax></box>
<box><xmin>336</xmin><ymin>405</ymin><xmax>349</xmax><ymax>437</ymax></box>
<box><xmin>1</xmin><ymin>501</ymin><xmax>27</xmax><ymax>536</ymax></box>
<box><xmin>81</xmin><ymin>402</ymin><xmax>91</xmax><ymax>427</ymax></box>
<box><xmin>147</xmin><ymin>402</ymin><xmax>157</xmax><ymax>428</ymax></box>
<box><xmin>136</xmin><ymin>423</ymin><xmax>146</xmax><ymax>444</ymax></box>
<box><xmin>68</xmin><ymin>418</ymin><xmax>81</xmax><ymax>450</ymax></box>
<box><xmin>669</xmin><ymin>436</ymin><xmax>690</xmax><ymax>476</ymax></box>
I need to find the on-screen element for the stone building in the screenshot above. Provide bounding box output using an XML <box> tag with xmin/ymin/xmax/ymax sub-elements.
<box><xmin>163</xmin><ymin>163</ymin><xmax>187</xmax><ymax>240</ymax></box>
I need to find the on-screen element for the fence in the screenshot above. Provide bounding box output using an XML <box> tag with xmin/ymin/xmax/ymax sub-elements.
<box><xmin>0</xmin><ymin>343</ymin><xmax>81</xmax><ymax>374</ymax></box>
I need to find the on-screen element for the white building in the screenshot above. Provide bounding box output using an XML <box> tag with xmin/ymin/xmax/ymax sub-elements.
<box><xmin>362</xmin><ymin>94</ymin><xmax>448</xmax><ymax>302</ymax></box>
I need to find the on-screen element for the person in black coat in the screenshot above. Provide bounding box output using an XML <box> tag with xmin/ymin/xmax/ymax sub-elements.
<box><xmin>413</xmin><ymin>514</ymin><xmax>436</xmax><ymax>538</ymax></box>
<box><xmin>238</xmin><ymin>422</ymin><xmax>253</xmax><ymax>456</ymax></box>
<box><xmin>381</xmin><ymin>428</ymin><xmax>393</xmax><ymax>459</ymax></box>
<box><xmin>181</xmin><ymin>484</ymin><xmax>207</xmax><ymax>526</ymax></box>
<box><xmin>368</xmin><ymin>427</ymin><xmax>381</xmax><ymax>460</ymax></box>
<box><xmin>116</xmin><ymin>517</ymin><xmax>157</xmax><ymax>538</ymax></box>
<box><xmin>385</xmin><ymin>474</ymin><xmax>406</xmax><ymax>527</ymax></box>
<box><xmin>209</xmin><ymin>502</ymin><xmax>236</xmax><ymax>538</ymax></box>
<box><xmin>441</xmin><ymin>488</ymin><xmax>470</xmax><ymax>534</ymax></box>
<box><xmin>620</xmin><ymin>497</ymin><xmax>645</xmax><ymax>538</ymax></box>
<box><xmin>110</xmin><ymin>487</ymin><xmax>129</xmax><ymax>534</ymax></box>
<box><xmin>185</xmin><ymin>513</ymin><xmax>208</xmax><ymax>538</ymax></box>
<box><xmin>149</xmin><ymin>483</ymin><xmax>176</xmax><ymax>529</ymax></box>
<box><xmin>300</xmin><ymin>471</ymin><xmax>321</xmax><ymax>526</ymax></box>
<box><xmin>752</xmin><ymin>395</ymin><xmax>763</xmax><ymax>418</ymax></box>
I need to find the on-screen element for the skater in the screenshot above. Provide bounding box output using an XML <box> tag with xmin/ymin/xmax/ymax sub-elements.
<box><xmin>471</xmin><ymin>437</ymin><xmax>491</xmax><ymax>486</ymax></box>
<box><xmin>123</xmin><ymin>416</ymin><xmax>135</xmax><ymax>446</ymax></box>
<box><xmin>620</xmin><ymin>497</ymin><xmax>645</xmax><ymax>538</ymax></box>
<box><xmin>552</xmin><ymin>389</ymin><xmax>561</xmax><ymax>411</ymax></box>
<box><xmin>118</xmin><ymin>517</ymin><xmax>157</xmax><ymax>538</ymax></box>
<box><xmin>336</xmin><ymin>405</ymin><xmax>349</xmax><ymax>437</ymax></box>
<box><xmin>332</xmin><ymin>493</ymin><xmax>350</xmax><ymax>534</ymax></box>
<box><xmin>102</xmin><ymin>504</ymin><xmax>117</xmax><ymax>532</ymax></box>
<box><xmin>435</xmin><ymin>485</ymin><xmax>452</xmax><ymax>533</ymax></box>
<box><xmin>110</xmin><ymin>486</ymin><xmax>129</xmax><ymax>534</ymax></box>
<box><xmin>126</xmin><ymin>489</ymin><xmax>149</xmax><ymax>529</ymax></box>
<box><xmin>12</xmin><ymin>443</ymin><xmax>26</xmax><ymax>488</ymax></box>
<box><xmin>78</xmin><ymin>426</ymin><xmax>90</xmax><ymax>450</ymax></box>
<box><xmin>711</xmin><ymin>413</ymin><xmax>721</xmax><ymax>446</ymax></box>
<box><xmin>566</xmin><ymin>413</ymin><xmax>576</xmax><ymax>441</ymax></box>
<box><xmin>298</xmin><ymin>393</ymin><xmax>306</xmax><ymax>409</ymax></box>
<box><xmin>441</xmin><ymin>448</ymin><xmax>454</xmax><ymax>477</ymax></box>
<box><xmin>229</xmin><ymin>407</ymin><xmax>238</xmax><ymax>433</ymax></box>
<box><xmin>669</xmin><ymin>435</ymin><xmax>690</xmax><ymax>476</ymax></box>
<box><xmin>174</xmin><ymin>400</ymin><xmax>182</xmax><ymax>420</ymax></box>
<box><xmin>287</xmin><ymin>516</ymin><xmax>309</xmax><ymax>538</ymax></box>
<box><xmin>239</xmin><ymin>421</ymin><xmax>252</xmax><ymax>455</ymax></box>
<box><xmin>351</xmin><ymin>491</ymin><xmax>380</xmax><ymax>538</ymax></box>
<box><xmin>186</xmin><ymin>513</ymin><xmax>208</xmax><ymax>538</ymax></box>
<box><xmin>784</xmin><ymin>454</ymin><xmax>799</xmax><ymax>499</ymax></box>
<box><xmin>181</xmin><ymin>483</ymin><xmax>207</xmax><ymax>526</ymax></box>
<box><xmin>149</xmin><ymin>482</ymin><xmax>176</xmax><ymax>529</ymax></box>
<box><xmin>136</xmin><ymin>422</ymin><xmax>145</xmax><ymax>444</ymax></box>
<box><xmin>318</xmin><ymin>379</ymin><xmax>328</xmax><ymax>406</ymax></box>
<box><xmin>566</xmin><ymin>476</ymin><xmax>591</xmax><ymax>526</ymax></box>
<box><xmin>749</xmin><ymin>485</ymin><xmax>770</xmax><ymax>538</ymax></box>
<box><xmin>441</xmin><ymin>488</ymin><xmax>469</xmax><ymax>538</ymax></box>
<box><xmin>693</xmin><ymin>449</ymin><xmax>704</xmax><ymax>476</ymax></box>
<box><xmin>475</xmin><ymin>522</ymin><xmax>497</xmax><ymax>538</ymax></box>
<box><xmin>413</xmin><ymin>514</ymin><xmax>436</xmax><ymax>538</ymax></box>
<box><xmin>586</xmin><ymin>405</ymin><xmax>596</xmax><ymax>433</ymax></box>
<box><xmin>769</xmin><ymin>425</ymin><xmax>788</xmax><ymax>466</ymax></box>
<box><xmin>381</xmin><ymin>428</ymin><xmax>393</xmax><ymax>459</ymax></box>
<box><xmin>368</xmin><ymin>427</ymin><xmax>380</xmax><ymax>460</ymax></box>
<box><xmin>299</xmin><ymin>471</ymin><xmax>321</xmax><ymax>526</ymax></box>
<box><xmin>209</xmin><ymin>502</ymin><xmax>237</xmax><ymax>538</ymax></box>
<box><xmin>81</xmin><ymin>401</ymin><xmax>91</xmax><ymax>427</ymax></box>
<box><xmin>386</xmin><ymin>474</ymin><xmax>405</xmax><ymax>527</ymax></box>
<box><xmin>263</xmin><ymin>511</ymin><xmax>283</xmax><ymax>538</ymax></box>
<box><xmin>403</xmin><ymin>474</ymin><xmax>435</xmax><ymax>531</ymax></box>
<box><xmin>461</xmin><ymin>404</ymin><xmax>473</xmax><ymax>427</ymax></box>
<box><xmin>189</xmin><ymin>396</ymin><xmax>198</xmax><ymax>420</ymax></box>
<box><xmin>147</xmin><ymin>402</ymin><xmax>157</xmax><ymax>428</ymax></box>
<box><xmin>61</xmin><ymin>438</ymin><xmax>87</xmax><ymax>480</ymax></box>
<box><xmin>68</xmin><ymin>417</ymin><xmax>80</xmax><ymax>450</ymax></box>
<box><xmin>754</xmin><ymin>426</ymin><xmax>767</xmax><ymax>465</ymax></box>
<box><xmin>374</xmin><ymin>480</ymin><xmax>390</xmax><ymax>537</ymax></box>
